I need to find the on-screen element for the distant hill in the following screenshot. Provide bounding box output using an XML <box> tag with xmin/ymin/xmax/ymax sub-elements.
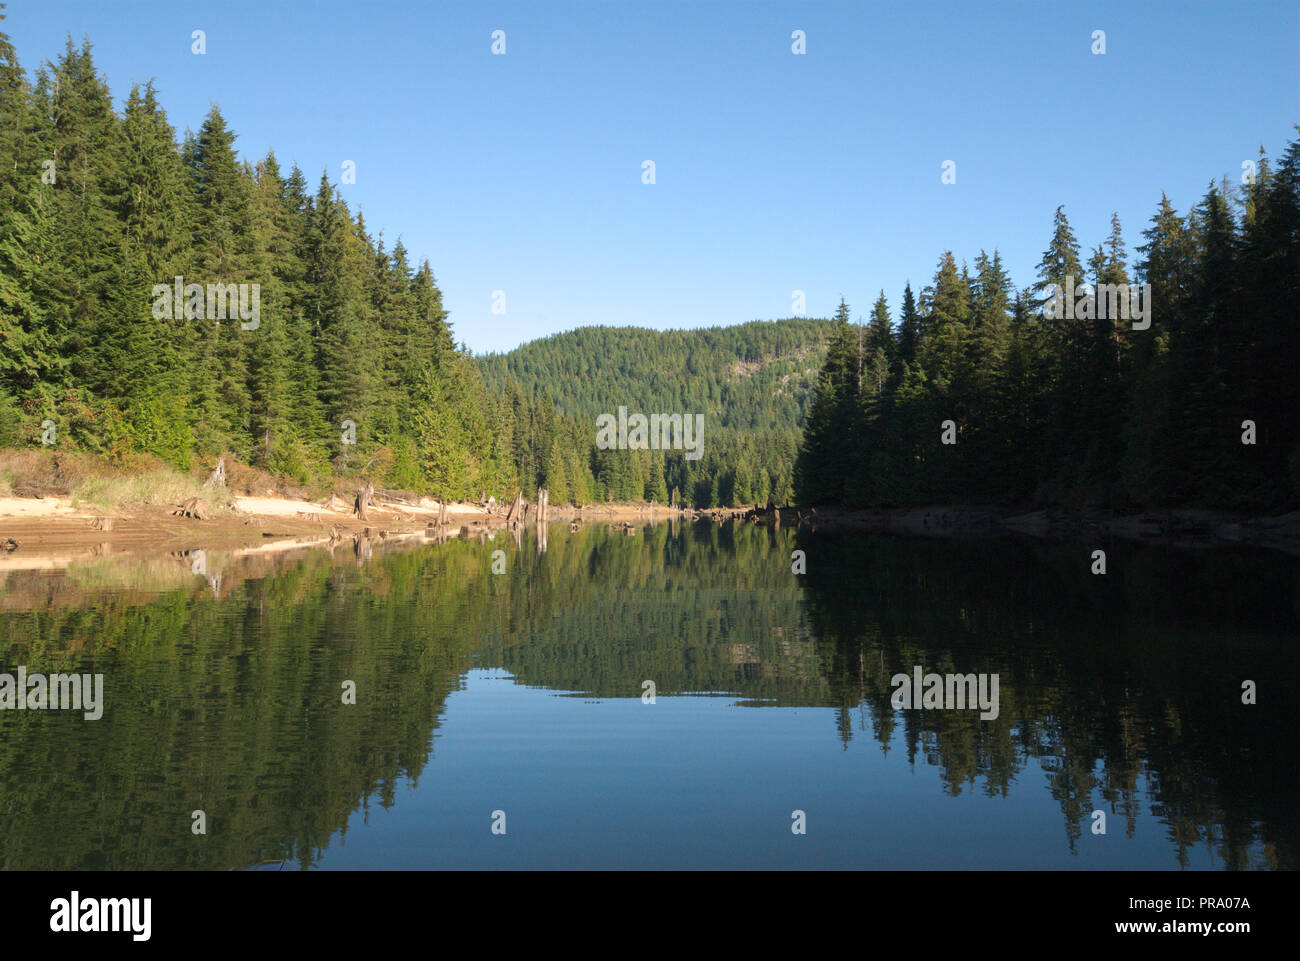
<box><xmin>476</xmin><ymin>319</ymin><xmax>832</xmax><ymax>506</ymax></box>
<box><xmin>477</xmin><ymin>318</ymin><xmax>832</xmax><ymax>432</ymax></box>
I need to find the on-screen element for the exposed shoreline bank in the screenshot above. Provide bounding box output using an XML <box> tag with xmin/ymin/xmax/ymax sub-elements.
<box><xmin>4</xmin><ymin>488</ymin><xmax>1298</xmax><ymax>570</ymax></box>
<box><xmin>0</xmin><ymin>490</ymin><xmax>693</xmax><ymax>570</ymax></box>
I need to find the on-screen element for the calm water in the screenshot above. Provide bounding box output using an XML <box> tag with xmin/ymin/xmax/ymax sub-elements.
<box><xmin>0</xmin><ymin>522</ymin><xmax>1295</xmax><ymax>869</ymax></box>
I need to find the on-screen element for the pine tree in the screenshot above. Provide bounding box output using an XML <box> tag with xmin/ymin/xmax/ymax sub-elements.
<box><xmin>306</xmin><ymin>174</ymin><xmax>382</xmax><ymax>464</ymax></box>
<box><xmin>964</xmin><ymin>250</ymin><xmax>1012</xmax><ymax>497</ymax></box>
<box><xmin>94</xmin><ymin>83</ymin><xmax>194</xmax><ymax>460</ymax></box>
<box><xmin>36</xmin><ymin>40</ymin><xmax>125</xmax><ymax>386</ymax></box>
<box><xmin>1121</xmin><ymin>193</ymin><xmax>1190</xmax><ymax>504</ymax></box>
<box><xmin>1076</xmin><ymin>215</ymin><xmax>1128</xmax><ymax>504</ymax></box>
<box><xmin>1239</xmin><ymin>135</ymin><xmax>1300</xmax><ymax>504</ymax></box>
<box><xmin>896</xmin><ymin>282</ymin><xmax>920</xmax><ymax>371</ymax></box>
<box><xmin>865</xmin><ymin>291</ymin><xmax>893</xmax><ymax>395</ymax></box>
<box><xmin>0</xmin><ymin>18</ymin><xmax>65</xmax><ymax>408</ymax></box>
<box><xmin>1177</xmin><ymin>183</ymin><xmax>1239</xmax><ymax>505</ymax></box>
<box><xmin>1034</xmin><ymin>206</ymin><xmax>1088</xmax><ymax>500</ymax></box>
<box><xmin>796</xmin><ymin>299</ymin><xmax>861</xmax><ymax>503</ymax></box>
<box><xmin>544</xmin><ymin>438</ymin><xmax>569</xmax><ymax>504</ymax></box>
<box><xmin>918</xmin><ymin>253</ymin><xmax>972</xmax><ymax>496</ymax></box>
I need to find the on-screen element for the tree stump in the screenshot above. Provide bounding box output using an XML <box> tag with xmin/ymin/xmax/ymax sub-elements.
<box><xmin>204</xmin><ymin>457</ymin><xmax>226</xmax><ymax>488</ymax></box>
<box><xmin>354</xmin><ymin>480</ymin><xmax>374</xmax><ymax>520</ymax></box>
<box><xmin>173</xmin><ymin>498</ymin><xmax>208</xmax><ymax>520</ymax></box>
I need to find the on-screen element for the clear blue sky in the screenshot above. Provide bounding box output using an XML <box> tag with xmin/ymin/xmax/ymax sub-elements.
<box><xmin>4</xmin><ymin>0</ymin><xmax>1297</xmax><ymax>354</ymax></box>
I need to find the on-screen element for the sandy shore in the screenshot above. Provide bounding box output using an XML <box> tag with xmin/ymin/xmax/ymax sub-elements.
<box><xmin>0</xmin><ymin>491</ymin><xmax>689</xmax><ymax>570</ymax></box>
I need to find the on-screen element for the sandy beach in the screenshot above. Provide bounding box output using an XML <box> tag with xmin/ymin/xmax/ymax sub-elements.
<box><xmin>0</xmin><ymin>490</ymin><xmax>690</xmax><ymax>570</ymax></box>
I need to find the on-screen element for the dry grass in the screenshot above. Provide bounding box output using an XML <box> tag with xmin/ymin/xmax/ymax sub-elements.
<box><xmin>0</xmin><ymin>448</ymin><xmax>84</xmax><ymax>495</ymax></box>
<box><xmin>71</xmin><ymin>471</ymin><xmax>232</xmax><ymax>513</ymax></box>
<box><xmin>0</xmin><ymin>449</ymin><xmax>236</xmax><ymax>513</ymax></box>
<box><xmin>0</xmin><ymin>447</ymin><xmax>371</xmax><ymax>512</ymax></box>
<box><xmin>222</xmin><ymin>457</ymin><xmax>319</xmax><ymax>500</ymax></box>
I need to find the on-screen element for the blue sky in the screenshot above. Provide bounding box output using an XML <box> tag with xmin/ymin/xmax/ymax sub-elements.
<box><xmin>3</xmin><ymin>0</ymin><xmax>1297</xmax><ymax>354</ymax></box>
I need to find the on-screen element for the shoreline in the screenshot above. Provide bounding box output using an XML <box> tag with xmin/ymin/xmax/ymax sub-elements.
<box><xmin>0</xmin><ymin>491</ymin><xmax>693</xmax><ymax>570</ymax></box>
<box><xmin>3</xmin><ymin>490</ymin><xmax>1298</xmax><ymax>569</ymax></box>
<box><xmin>764</xmin><ymin>504</ymin><xmax>1300</xmax><ymax>555</ymax></box>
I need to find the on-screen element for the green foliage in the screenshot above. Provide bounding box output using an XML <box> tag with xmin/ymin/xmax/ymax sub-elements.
<box><xmin>796</xmin><ymin>134</ymin><xmax>1300</xmax><ymax>511</ymax></box>
<box><xmin>123</xmin><ymin>392</ymin><xmax>194</xmax><ymax>471</ymax></box>
<box><xmin>480</xmin><ymin>318</ymin><xmax>830</xmax><ymax>507</ymax></box>
<box><xmin>0</xmin><ymin>27</ymin><xmax>523</xmax><ymax>497</ymax></box>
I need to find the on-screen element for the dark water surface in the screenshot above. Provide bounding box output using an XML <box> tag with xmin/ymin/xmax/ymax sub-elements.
<box><xmin>1</xmin><ymin>521</ymin><xmax>1295</xmax><ymax>869</ymax></box>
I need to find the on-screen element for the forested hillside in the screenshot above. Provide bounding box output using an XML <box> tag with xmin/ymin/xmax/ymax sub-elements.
<box><xmin>797</xmin><ymin>137</ymin><xmax>1300</xmax><ymax>512</ymax></box>
<box><xmin>478</xmin><ymin>320</ymin><xmax>830</xmax><ymax>507</ymax></box>
<box><xmin>0</xmin><ymin>21</ymin><xmax>526</xmax><ymax>498</ymax></box>
<box><xmin>478</xmin><ymin>321</ymin><xmax>829</xmax><ymax>429</ymax></box>
<box><xmin>0</xmin><ymin>17</ymin><xmax>822</xmax><ymax>510</ymax></box>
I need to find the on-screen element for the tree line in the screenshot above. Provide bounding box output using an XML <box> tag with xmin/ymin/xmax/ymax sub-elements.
<box><xmin>0</xmin><ymin>19</ymin><xmax>819</xmax><ymax>508</ymax></box>
<box><xmin>797</xmin><ymin>133</ymin><xmax>1299</xmax><ymax>511</ymax></box>
<box><xmin>0</xmin><ymin>21</ymin><xmax>557</xmax><ymax>499</ymax></box>
<box><xmin>6</xmin><ymin>15</ymin><xmax>1293</xmax><ymax>513</ymax></box>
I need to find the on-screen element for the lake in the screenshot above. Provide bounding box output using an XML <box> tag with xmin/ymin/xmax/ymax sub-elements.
<box><xmin>1</xmin><ymin>521</ymin><xmax>1294</xmax><ymax>869</ymax></box>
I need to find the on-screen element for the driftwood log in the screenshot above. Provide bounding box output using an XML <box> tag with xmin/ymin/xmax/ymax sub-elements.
<box><xmin>375</xmin><ymin>488</ymin><xmax>414</xmax><ymax>506</ymax></box>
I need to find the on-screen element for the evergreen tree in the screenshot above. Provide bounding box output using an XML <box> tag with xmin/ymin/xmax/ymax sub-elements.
<box><xmin>796</xmin><ymin>299</ymin><xmax>861</xmax><ymax>503</ymax></box>
<box><xmin>896</xmin><ymin>282</ymin><xmax>920</xmax><ymax>371</ymax></box>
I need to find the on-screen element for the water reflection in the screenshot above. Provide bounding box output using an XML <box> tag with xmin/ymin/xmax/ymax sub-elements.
<box><xmin>0</xmin><ymin>523</ymin><xmax>1293</xmax><ymax>869</ymax></box>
